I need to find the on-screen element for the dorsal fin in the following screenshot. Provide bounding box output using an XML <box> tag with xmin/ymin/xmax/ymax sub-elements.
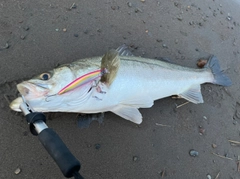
<box><xmin>116</xmin><ymin>44</ymin><xmax>134</xmax><ymax>56</ymax></box>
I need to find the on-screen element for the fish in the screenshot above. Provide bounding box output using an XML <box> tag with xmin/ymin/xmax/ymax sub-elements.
<box><xmin>10</xmin><ymin>45</ymin><xmax>232</xmax><ymax>124</ymax></box>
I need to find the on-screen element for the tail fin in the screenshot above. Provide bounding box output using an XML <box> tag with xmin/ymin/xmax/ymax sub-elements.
<box><xmin>205</xmin><ymin>55</ymin><xmax>232</xmax><ymax>86</ymax></box>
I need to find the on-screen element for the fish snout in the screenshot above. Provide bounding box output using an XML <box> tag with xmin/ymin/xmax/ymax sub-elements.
<box><xmin>9</xmin><ymin>97</ymin><xmax>22</xmax><ymax>111</ymax></box>
<box><xmin>17</xmin><ymin>82</ymin><xmax>34</xmax><ymax>96</ymax></box>
<box><xmin>17</xmin><ymin>82</ymin><xmax>49</xmax><ymax>98</ymax></box>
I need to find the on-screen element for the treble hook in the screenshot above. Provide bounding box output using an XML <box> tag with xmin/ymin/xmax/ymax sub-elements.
<box><xmin>45</xmin><ymin>94</ymin><xmax>57</xmax><ymax>102</ymax></box>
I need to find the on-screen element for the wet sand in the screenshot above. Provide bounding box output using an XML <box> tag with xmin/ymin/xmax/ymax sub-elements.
<box><xmin>0</xmin><ymin>0</ymin><xmax>240</xmax><ymax>178</ymax></box>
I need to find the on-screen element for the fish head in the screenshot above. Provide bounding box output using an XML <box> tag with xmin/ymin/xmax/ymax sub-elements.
<box><xmin>10</xmin><ymin>65</ymin><xmax>77</xmax><ymax>111</ymax></box>
<box><xmin>18</xmin><ymin>66</ymin><xmax>76</xmax><ymax>97</ymax></box>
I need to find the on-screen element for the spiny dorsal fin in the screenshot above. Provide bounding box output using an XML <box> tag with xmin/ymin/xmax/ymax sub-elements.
<box><xmin>116</xmin><ymin>44</ymin><xmax>134</xmax><ymax>56</ymax></box>
<box><xmin>100</xmin><ymin>49</ymin><xmax>120</xmax><ymax>86</ymax></box>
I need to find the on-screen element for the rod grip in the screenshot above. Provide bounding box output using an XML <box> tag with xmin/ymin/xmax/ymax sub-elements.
<box><xmin>38</xmin><ymin>128</ymin><xmax>81</xmax><ymax>178</ymax></box>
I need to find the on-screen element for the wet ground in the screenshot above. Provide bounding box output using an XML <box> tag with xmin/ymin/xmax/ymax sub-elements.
<box><xmin>1</xmin><ymin>0</ymin><xmax>240</xmax><ymax>178</ymax></box>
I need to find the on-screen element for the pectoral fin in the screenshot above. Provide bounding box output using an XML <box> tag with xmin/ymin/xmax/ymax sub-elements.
<box><xmin>111</xmin><ymin>105</ymin><xmax>143</xmax><ymax>124</ymax></box>
<box><xmin>179</xmin><ymin>85</ymin><xmax>204</xmax><ymax>104</ymax></box>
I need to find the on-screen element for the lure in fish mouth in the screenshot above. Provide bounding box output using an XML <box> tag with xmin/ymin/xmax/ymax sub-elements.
<box><xmin>10</xmin><ymin>45</ymin><xmax>232</xmax><ymax>124</ymax></box>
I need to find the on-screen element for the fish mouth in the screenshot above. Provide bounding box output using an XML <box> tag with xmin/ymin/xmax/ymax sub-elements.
<box><xmin>17</xmin><ymin>82</ymin><xmax>31</xmax><ymax>96</ymax></box>
<box><xmin>17</xmin><ymin>82</ymin><xmax>49</xmax><ymax>96</ymax></box>
<box><xmin>10</xmin><ymin>82</ymin><xmax>50</xmax><ymax>112</ymax></box>
<box><xmin>9</xmin><ymin>82</ymin><xmax>33</xmax><ymax>112</ymax></box>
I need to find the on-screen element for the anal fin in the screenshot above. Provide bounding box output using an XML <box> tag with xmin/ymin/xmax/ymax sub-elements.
<box><xmin>179</xmin><ymin>85</ymin><xmax>204</xmax><ymax>104</ymax></box>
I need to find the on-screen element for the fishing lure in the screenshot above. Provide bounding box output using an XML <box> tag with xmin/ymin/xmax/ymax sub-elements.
<box><xmin>58</xmin><ymin>49</ymin><xmax>120</xmax><ymax>95</ymax></box>
<box><xmin>58</xmin><ymin>69</ymin><xmax>103</xmax><ymax>95</ymax></box>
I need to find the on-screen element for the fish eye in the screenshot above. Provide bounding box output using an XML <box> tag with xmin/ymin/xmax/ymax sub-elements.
<box><xmin>40</xmin><ymin>73</ymin><xmax>51</xmax><ymax>80</ymax></box>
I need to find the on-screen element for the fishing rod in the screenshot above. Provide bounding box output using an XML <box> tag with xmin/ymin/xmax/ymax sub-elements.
<box><xmin>19</xmin><ymin>96</ymin><xmax>84</xmax><ymax>179</ymax></box>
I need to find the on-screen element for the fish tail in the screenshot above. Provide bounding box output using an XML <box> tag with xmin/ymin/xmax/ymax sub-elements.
<box><xmin>205</xmin><ymin>55</ymin><xmax>232</xmax><ymax>86</ymax></box>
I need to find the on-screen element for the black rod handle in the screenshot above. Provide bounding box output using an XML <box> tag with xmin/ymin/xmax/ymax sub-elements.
<box><xmin>38</xmin><ymin>128</ymin><xmax>82</xmax><ymax>178</ymax></box>
<box><xmin>20</xmin><ymin>102</ymin><xmax>84</xmax><ymax>178</ymax></box>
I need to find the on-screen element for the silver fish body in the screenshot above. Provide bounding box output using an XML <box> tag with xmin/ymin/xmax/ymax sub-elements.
<box><xmin>10</xmin><ymin>47</ymin><xmax>231</xmax><ymax>124</ymax></box>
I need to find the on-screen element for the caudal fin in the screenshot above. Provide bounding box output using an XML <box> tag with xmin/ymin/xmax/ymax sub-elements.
<box><xmin>205</xmin><ymin>55</ymin><xmax>232</xmax><ymax>86</ymax></box>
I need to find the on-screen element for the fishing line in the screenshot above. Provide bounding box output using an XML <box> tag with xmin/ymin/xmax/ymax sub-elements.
<box><xmin>106</xmin><ymin>0</ymin><xmax>110</xmax><ymax>52</ymax></box>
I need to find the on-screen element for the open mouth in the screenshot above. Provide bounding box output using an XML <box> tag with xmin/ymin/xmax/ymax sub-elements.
<box><xmin>10</xmin><ymin>82</ymin><xmax>50</xmax><ymax>112</ymax></box>
<box><xmin>9</xmin><ymin>82</ymin><xmax>34</xmax><ymax>112</ymax></box>
<box><xmin>17</xmin><ymin>82</ymin><xmax>49</xmax><ymax>97</ymax></box>
<box><xmin>17</xmin><ymin>82</ymin><xmax>31</xmax><ymax>96</ymax></box>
